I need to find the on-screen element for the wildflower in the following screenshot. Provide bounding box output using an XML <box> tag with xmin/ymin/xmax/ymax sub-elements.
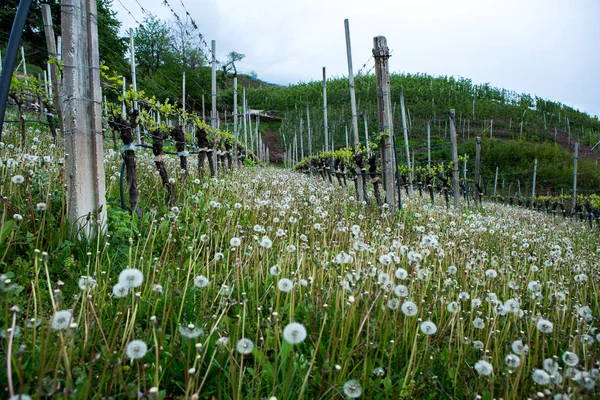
<box><xmin>420</xmin><ymin>321</ymin><xmax>437</xmax><ymax>335</ymax></box>
<box><xmin>401</xmin><ymin>301</ymin><xmax>418</xmax><ymax>317</ymax></box>
<box><xmin>126</xmin><ymin>340</ymin><xmax>148</xmax><ymax>359</ymax></box>
<box><xmin>219</xmin><ymin>284</ymin><xmax>233</xmax><ymax>296</ymax></box>
<box><xmin>512</xmin><ymin>340</ymin><xmax>529</xmax><ymax>355</ymax></box>
<box><xmin>447</xmin><ymin>265</ymin><xmax>458</xmax><ymax>274</ymax></box>
<box><xmin>277</xmin><ymin>278</ymin><xmax>293</xmax><ymax>293</ymax></box>
<box><xmin>394</xmin><ymin>285</ymin><xmax>409</xmax><ymax>298</ymax></box>
<box><xmin>230</xmin><ymin>237</ymin><xmax>241</xmax><ymax>247</ymax></box>
<box><xmin>119</xmin><ymin>268</ymin><xmax>144</xmax><ymax>288</ymax></box>
<box><xmin>474</xmin><ymin>360</ymin><xmax>493</xmax><ymax>376</ymax></box>
<box><xmin>269</xmin><ymin>265</ymin><xmax>281</xmax><ymax>276</ymax></box>
<box><xmin>473</xmin><ymin>341</ymin><xmax>484</xmax><ymax>350</ymax></box>
<box><xmin>236</xmin><ymin>338</ymin><xmax>254</xmax><ymax>354</ymax></box>
<box><xmin>458</xmin><ymin>292</ymin><xmax>470</xmax><ymax>301</ymax></box>
<box><xmin>334</xmin><ymin>251</ymin><xmax>352</xmax><ymax>264</ymax></box>
<box><xmin>214</xmin><ymin>252</ymin><xmax>224</xmax><ymax>260</ymax></box>
<box><xmin>260</xmin><ymin>236</ymin><xmax>273</xmax><ymax>248</ymax></box>
<box><xmin>447</xmin><ymin>301</ymin><xmax>459</xmax><ymax>313</ymax></box>
<box><xmin>578</xmin><ymin>306</ymin><xmax>593</xmax><ymax>321</ymax></box>
<box><xmin>395</xmin><ymin>268</ymin><xmax>408</xmax><ymax>280</ymax></box>
<box><xmin>343</xmin><ymin>379</ymin><xmax>362</xmax><ymax>398</ymax></box>
<box><xmin>112</xmin><ymin>283</ymin><xmax>128</xmax><ymax>298</ymax></box>
<box><xmin>282</xmin><ymin>322</ymin><xmax>307</xmax><ymax>344</ymax></box>
<box><xmin>78</xmin><ymin>276</ymin><xmax>97</xmax><ymax>291</ymax></box>
<box><xmin>11</xmin><ymin>175</ymin><xmax>25</xmax><ymax>184</ymax></box>
<box><xmin>51</xmin><ymin>310</ymin><xmax>72</xmax><ymax>330</ymax></box>
<box><xmin>377</xmin><ymin>273</ymin><xmax>391</xmax><ymax>284</ymax></box>
<box><xmin>372</xmin><ymin>367</ymin><xmax>385</xmax><ymax>377</ymax></box>
<box><xmin>543</xmin><ymin>358</ymin><xmax>559</xmax><ymax>374</ymax></box>
<box><xmin>36</xmin><ymin>202</ymin><xmax>47</xmax><ymax>211</ymax></box>
<box><xmin>532</xmin><ymin>369</ymin><xmax>551</xmax><ymax>385</ymax></box>
<box><xmin>562</xmin><ymin>351</ymin><xmax>579</xmax><ymax>367</ymax></box>
<box><xmin>505</xmin><ymin>354</ymin><xmax>521</xmax><ymax>368</ymax></box>
<box><xmin>152</xmin><ymin>284</ymin><xmax>163</xmax><ymax>294</ymax></box>
<box><xmin>178</xmin><ymin>324</ymin><xmax>204</xmax><ymax>339</ymax></box>
<box><xmin>472</xmin><ymin>318</ymin><xmax>485</xmax><ymax>329</ymax></box>
<box><xmin>13</xmin><ymin>214</ymin><xmax>23</xmax><ymax>221</ymax></box>
<box><xmin>387</xmin><ymin>298</ymin><xmax>400</xmax><ymax>310</ymax></box>
<box><xmin>378</xmin><ymin>254</ymin><xmax>392</xmax><ymax>265</ymax></box>
<box><xmin>485</xmin><ymin>269</ymin><xmax>498</xmax><ymax>279</ymax></box>
<box><xmin>194</xmin><ymin>275</ymin><xmax>210</xmax><ymax>288</ymax></box>
<box><xmin>216</xmin><ymin>337</ymin><xmax>229</xmax><ymax>347</ymax></box>
<box><xmin>536</xmin><ymin>318</ymin><xmax>553</xmax><ymax>334</ymax></box>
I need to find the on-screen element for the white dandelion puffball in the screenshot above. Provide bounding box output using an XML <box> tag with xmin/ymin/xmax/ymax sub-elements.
<box><xmin>237</xmin><ymin>338</ymin><xmax>254</xmax><ymax>354</ymax></box>
<box><xmin>178</xmin><ymin>323</ymin><xmax>204</xmax><ymax>339</ymax></box>
<box><xmin>9</xmin><ymin>395</ymin><xmax>32</xmax><ymax>400</ymax></box>
<box><xmin>395</xmin><ymin>268</ymin><xmax>408</xmax><ymax>280</ymax></box>
<box><xmin>536</xmin><ymin>318</ymin><xmax>553</xmax><ymax>334</ymax></box>
<box><xmin>562</xmin><ymin>351</ymin><xmax>579</xmax><ymax>367</ymax></box>
<box><xmin>283</xmin><ymin>322</ymin><xmax>307</xmax><ymax>344</ymax></box>
<box><xmin>269</xmin><ymin>265</ymin><xmax>282</xmax><ymax>276</ymax></box>
<box><xmin>277</xmin><ymin>278</ymin><xmax>293</xmax><ymax>293</ymax></box>
<box><xmin>474</xmin><ymin>360</ymin><xmax>493</xmax><ymax>376</ymax></box>
<box><xmin>343</xmin><ymin>379</ymin><xmax>362</xmax><ymax>398</ymax></box>
<box><xmin>11</xmin><ymin>174</ymin><xmax>25</xmax><ymax>184</ymax></box>
<box><xmin>505</xmin><ymin>354</ymin><xmax>521</xmax><ymax>368</ymax></box>
<box><xmin>112</xmin><ymin>283</ymin><xmax>129</xmax><ymax>298</ymax></box>
<box><xmin>387</xmin><ymin>298</ymin><xmax>400</xmax><ymax>310</ymax></box>
<box><xmin>126</xmin><ymin>340</ymin><xmax>148</xmax><ymax>359</ymax></box>
<box><xmin>512</xmin><ymin>340</ymin><xmax>529</xmax><ymax>355</ymax></box>
<box><xmin>36</xmin><ymin>202</ymin><xmax>47</xmax><ymax>211</ymax></box>
<box><xmin>401</xmin><ymin>301</ymin><xmax>418</xmax><ymax>317</ymax></box>
<box><xmin>420</xmin><ymin>321</ymin><xmax>437</xmax><ymax>335</ymax></box>
<box><xmin>230</xmin><ymin>237</ymin><xmax>241</xmax><ymax>247</ymax></box>
<box><xmin>118</xmin><ymin>268</ymin><xmax>144</xmax><ymax>288</ymax></box>
<box><xmin>51</xmin><ymin>310</ymin><xmax>72</xmax><ymax>330</ymax></box>
<box><xmin>532</xmin><ymin>369</ymin><xmax>551</xmax><ymax>385</ymax></box>
<box><xmin>78</xmin><ymin>276</ymin><xmax>97</xmax><ymax>291</ymax></box>
<box><xmin>260</xmin><ymin>236</ymin><xmax>273</xmax><ymax>248</ymax></box>
<box><xmin>394</xmin><ymin>285</ymin><xmax>409</xmax><ymax>298</ymax></box>
<box><xmin>194</xmin><ymin>275</ymin><xmax>210</xmax><ymax>288</ymax></box>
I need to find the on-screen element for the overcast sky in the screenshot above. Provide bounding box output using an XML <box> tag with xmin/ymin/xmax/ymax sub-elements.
<box><xmin>113</xmin><ymin>0</ymin><xmax>600</xmax><ymax>118</ymax></box>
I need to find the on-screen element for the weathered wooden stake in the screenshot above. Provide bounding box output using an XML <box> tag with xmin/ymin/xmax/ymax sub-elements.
<box><xmin>62</xmin><ymin>0</ymin><xmax>106</xmax><ymax>233</ymax></box>
<box><xmin>306</xmin><ymin>98</ymin><xmax>312</xmax><ymax>156</ymax></box>
<box><xmin>427</xmin><ymin>120</ymin><xmax>431</xmax><ymax>167</ymax></box>
<box><xmin>210</xmin><ymin>40</ymin><xmax>217</xmax><ymax>176</ymax></box>
<box><xmin>493</xmin><ymin>166</ymin><xmax>499</xmax><ymax>197</ymax></box>
<box><xmin>449</xmin><ymin>109</ymin><xmax>461</xmax><ymax>210</ymax></box>
<box><xmin>373</xmin><ymin>36</ymin><xmax>397</xmax><ymax>209</ymax></box>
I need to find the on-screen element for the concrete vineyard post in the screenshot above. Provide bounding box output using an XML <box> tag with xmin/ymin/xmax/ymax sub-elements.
<box><xmin>400</xmin><ymin>88</ymin><xmax>412</xmax><ymax>193</ymax></box>
<box><xmin>572</xmin><ymin>142</ymin><xmax>578</xmax><ymax>214</ymax></box>
<box><xmin>211</xmin><ymin>40</ymin><xmax>217</xmax><ymax>176</ymax></box>
<box><xmin>233</xmin><ymin>76</ymin><xmax>238</xmax><ymax>166</ymax></box>
<box><xmin>475</xmin><ymin>137</ymin><xmax>481</xmax><ymax>204</ymax></box>
<box><xmin>449</xmin><ymin>109</ymin><xmax>461</xmax><ymax>210</ymax></box>
<box><xmin>494</xmin><ymin>166</ymin><xmax>499</xmax><ymax>197</ymax></box>
<box><xmin>129</xmin><ymin>28</ymin><xmax>140</xmax><ymax>143</ymax></box>
<box><xmin>344</xmin><ymin>18</ymin><xmax>364</xmax><ymax>201</ymax></box>
<box><xmin>243</xmin><ymin>87</ymin><xmax>248</xmax><ymax>157</ymax></box>
<box><xmin>323</xmin><ymin>67</ymin><xmax>329</xmax><ymax>153</ymax></box>
<box><xmin>363</xmin><ymin>110</ymin><xmax>370</xmax><ymax>155</ymax></box>
<box><xmin>531</xmin><ymin>159</ymin><xmax>537</xmax><ymax>210</ymax></box>
<box><xmin>41</xmin><ymin>4</ymin><xmax>64</xmax><ymax>135</ymax></box>
<box><xmin>373</xmin><ymin>36</ymin><xmax>398</xmax><ymax>209</ymax></box>
<box><xmin>306</xmin><ymin>98</ymin><xmax>312</xmax><ymax>156</ymax></box>
<box><xmin>427</xmin><ymin>120</ymin><xmax>431</xmax><ymax>167</ymax></box>
<box><xmin>62</xmin><ymin>0</ymin><xmax>107</xmax><ymax>234</ymax></box>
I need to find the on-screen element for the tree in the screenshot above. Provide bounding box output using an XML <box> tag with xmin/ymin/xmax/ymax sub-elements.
<box><xmin>97</xmin><ymin>0</ymin><xmax>128</xmax><ymax>76</ymax></box>
<box><xmin>169</xmin><ymin>18</ymin><xmax>206</xmax><ymax>70</ymax></box>
<box><xmin>134</xmin><ymin>15</ymin><xmax>173</xmax><ymax>75</ymax></box>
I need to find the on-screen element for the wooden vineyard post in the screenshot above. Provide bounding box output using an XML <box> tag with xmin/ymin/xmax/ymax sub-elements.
<box><xmin>323</xmin><ymin>67</ymin><xmax>329</xmax><ymax>152</ymax></box>
<box><xmin>41</xmin><ymin>4</ymin><xmax>63</xmax><ymax>138</ymax></box>
<box><xmin>531</xmin><ymin>159</ymin><xmax>537</xmax><ymax>210</ymax></box>
<box><xmin>572</xmin><ymin>142</ymin><xmax>578</xmax><ymax>214</ymax></box>
<box><xmin>373</xmin><ymin>36</ymin><xmax>398</xmax><ymax>209</ymax></box>
<box><xmin>400</xmin><ymin>88</ymin><xmax>412</xmax><ymax>194</ymax></box>
<box><xmin>474</xmin><ymin>137</ymin><xmax>481</xmax><ymax>204</ymax></box>
<box><xmin>449</xmin><ymin>109</ymin><xmax>461</xmax><ymax>210</ymax></box>
<box><xmin>62</xmin><ymin>0</ymin><xmax>107</xmax><ymax>233</ymax></box>
<box><xmin>344</xmin><ymin>18</ymin><xmax>364</xmax><ymax>201</ymax></box>
<box><xmin>210</xmin><ymin>40</ymin><xmax>217</xmax><ymax>176</ymax></box>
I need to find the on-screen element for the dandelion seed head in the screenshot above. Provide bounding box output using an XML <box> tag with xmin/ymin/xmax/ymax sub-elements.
<box><xmin>277</xmin><ymin>278</ymin><xmax>293</xmax><ymax>293</ymax></box>
<box><xmin>532</xmin><ymin>369</ymin><xmax>551</xmax><ymax>385</ymax></box>
<box><xmin>126</xmin><ymin>340</ymin><xmax>148</xmax><ymax>359</ymax></box>
<box><xmin>118</xmin><ymin>268</ymin><xmax>144</xmax><ymax>288</ymax></box>
<box><xmin>112</xmin><ymin>283</ymin><xmax>129</xmax><ymax>298</ymax></box>
<box><xmin>282</xmin><ymin>322</ymin><xmax>307</xmax><ymax>344</ymax></box>
<box><xmin>343</xmin><ymin>379</ymin><xmax>362</xmax><ymax>398</ymax></box>
<box><xmin>474</xmin><ymin>360</ymin><xmax>493</xmax><ymax>376</ymax></box>
<box><xmin>51</xmin><ymin>310</ymin><xmax>72</xmax><ymax>330</ymax></box>
<box><xmin>236</xmin><ymin>338</ymin><xmax>254</xmax><ymax>354</ymax></box>
<box><xmin>194</xmin><ymin>275</ymin><xmax>210</xmax><ymax>288</ymax></box>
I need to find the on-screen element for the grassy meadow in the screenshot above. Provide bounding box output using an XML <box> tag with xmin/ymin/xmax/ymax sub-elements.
<box><xmin>1</xmin><ymin>122</ymin><xmax>599</xmax><ymax>399</ymax></box>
